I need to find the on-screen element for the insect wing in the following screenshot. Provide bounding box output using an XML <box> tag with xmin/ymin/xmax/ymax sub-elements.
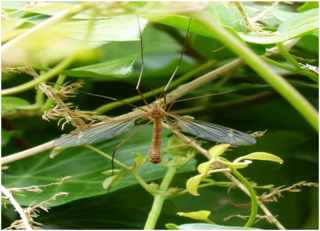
<box><xmin>54</xmin><ymin>116</ymin><xmax>140</xmax><ymax>147</ymax></box>
<box><xmin>169</xmin><ymin>114</ymin><xmax>256</xmax><ymax>146</ymax></box>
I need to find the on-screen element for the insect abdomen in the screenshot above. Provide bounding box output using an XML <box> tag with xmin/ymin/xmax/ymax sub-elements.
<box><xmin>150</xmin><ymin>118</ymin><xmax>162</xmax><ymax>163</ymax></box>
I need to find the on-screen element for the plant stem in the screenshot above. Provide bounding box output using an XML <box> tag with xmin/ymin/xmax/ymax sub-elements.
<box><xmin>190</xmin><ymin>12</ymin><xmax>318</xmax><ymax>132</ymax></box>
<box><xmin>144</xmin><ymin>166</ymin><xmax>176</xmax><ymax>230</ymax></box>
<box><xmin>1</xmin><ymin>185</ymin><xmax>33</xmax><ymax>230</ymax></box>
<box><xmin>85</xmin><ymin>145</ymin><xmax>128</xmax><ymax>169</ymax></box>
<box><xmin>261</xmin><ymin>56</ymin><xmax>318</xmax><ymax>82</ymax></box>
<box><xmin>231</xmin><ymin>169</ymin><xmax>258</xmax><ymax>227</ymax></box>
<box><xmin>276</xmin><ymin>42</ymin><xmax>301</xmax><ymax>69</ymax></box>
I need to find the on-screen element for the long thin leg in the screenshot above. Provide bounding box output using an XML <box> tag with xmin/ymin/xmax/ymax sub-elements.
<box><xmin>136</xmin><ymin>16</ymin><xmax>151</xmax><ymax>108</ymax></box>
<box><xmin>166</xmin><ymin>82</ymin><xmax>264</xmax><ymax>112</ymax></box>
<box><xmin>111</xmin><ymin>120</ymin><xmax>153</xmax><ymax>173</ymax></box>
<box><xmin>163</xmin><ymin>18</ymin><xmax>192</xmax><ymax>110</ymax></box>
<box><xmin>166</xmin><ymin>89</ymin><xmax>237</xmax><ymax>112</ymax></box>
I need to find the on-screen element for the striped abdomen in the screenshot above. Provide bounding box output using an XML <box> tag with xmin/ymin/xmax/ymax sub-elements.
<box><xmin>150</xmin><ymin>118</ymin><xmax>162</xmax><ymax>163</ymax></box>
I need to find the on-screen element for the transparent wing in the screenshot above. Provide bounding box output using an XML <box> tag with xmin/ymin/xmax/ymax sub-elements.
<box><xmin>168</xmin><ymin>114</ymin><xmax>256</xmax><ymax>146</ymax></box>
<box><xmin>54</xmin><ymin>115</ymin><xmax>141</xmax><ymax>147</ymax></box>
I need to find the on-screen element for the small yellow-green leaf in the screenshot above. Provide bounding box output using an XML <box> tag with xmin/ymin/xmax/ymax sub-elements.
<box><xmin>208</xmin><ymin>144</ymin><xmax>229</xmax><ymax>158</ymax></box>
<box><xmin>165</xmin><ymin>223</ymin><xmax>179</xmax><ymax>230</ymax></box>
<box><xmin>135</xmin><ymin>156</ymin><xmax>147</xmax><ymax>168</ymax></box>
<box><xmin>186</xmin><ymin>174</ymin><xmax>205</xmax><ymax>196</ymax></box>
<box><xmin>50</xmin><ymin>147</ymin><xmax>68</xmax><ymax>158</ymax></box>
<box><xmin>197</xmin><ymin>159</ymin><xmax>215</xmax><ymax>174</ymax></box>
<box><xmin>218</xmin><ymin>158</ymin><xmax>252</xmax><ymax>169</ymax></box>
<box><xmin>102</xmin><ymin>169</ymin><xmax>125</xmax><ymax>189</ymax></box>
<box><xmin>132</xmin><ymin>152</ymin><xmax>142</xmax><ymax>158</ymax></box>
<box><xmin>177</xmin><ymin>210</ymin><xmax>214</xmax><ymax>224</ymax></box>
<box><xmin>101</xmin><ymin>169</ymin><xmax>121</xmax><ymax>175</ymax></box>
<box><xmin>235</xmin><ymin>152</ymin><xmax>283</xmax><ymax>164</ymax></box>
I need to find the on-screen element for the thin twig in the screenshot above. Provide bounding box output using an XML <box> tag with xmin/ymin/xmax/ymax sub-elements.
<box><xmin>1</xmin><ymin>185</ymin><xmax>33</xmax><ymax>230</ymax></box>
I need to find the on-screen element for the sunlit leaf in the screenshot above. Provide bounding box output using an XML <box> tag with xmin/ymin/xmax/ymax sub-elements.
<box><xmin>56</xmin><ymin>16</ymin><xmax>148</xmax><ymax>42</ymax></box>
<box><xmin>197</xmin><ymin>159</ymin><xmax>215</xmax><ymax>174</ymax></box>
<box><xmin>2</xmin><ymin>130</ymin><xmax>23</xmax><ymax>146</ymax></box>
<box><xmin>186</xmin><ymin>174</ymin><xmax>205</xmax><ymax>196</ymax></box>
<box><xmin>171</xmin><ymin>223</ymin><xmax>261</xmax><ymax>230</ymax></box>
<box><xmin>208</xmin><ymin>144</ymin><xmax>229</xmax><ymax>158</ymax></box>
<box><xmin>234</xmin><ymin>152</ymin><xmax>283</xmax><ymax>164</ymax></box>
<box><xmin>177</xmin><ymin>210</ymin><xmax>214</xmax><ymax>224</ymax></box>
<box><xmin>102</xmin><ymin>168</ymin><xmax>125</xmax><ymax>189</ymax></box>
<box><xmin>239</xmin><ymin>9</ymin><xmax>319</xmax><ymax>44</ymax></box>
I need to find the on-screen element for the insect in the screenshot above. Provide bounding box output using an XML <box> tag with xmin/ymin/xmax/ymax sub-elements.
<box><xmin>54</xmin><ymin>17</ymin><xmax>256</xmax><ymax>163</ymax></box>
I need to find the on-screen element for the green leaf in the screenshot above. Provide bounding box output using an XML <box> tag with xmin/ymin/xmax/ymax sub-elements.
<box><xmin>218</xmin><ymin>158</ymin><xmax>251</xmax><ymax>169</ymax></box>
<box><xmin>1</xmin><ymin>97</ymin><xmax>34</xmax><ymax>109</ymax></box>
<box><xmin>206</xmin><ymin>2</ymin><xmax>248</xmax><ymax>32</ymax></box>
<box><xmin>197</xmin><ymin>159</ymin><xmax>215</xmax><ymax>174</ymax></box>
<box><xmin>1</xmin><ymin>19</ymin><xmax>26</xmax><ymax>33</ymax></box>
<box><xmin>2</xmin><ymin>130</ymin><xmax>23</xmax><ymax>146</ymax></box>
<box><xmin>186</xmin><ymin>174</ymin><xmax>205</xmax><ymax>196</ymax></box>
<box><xmin>102</xmin><ymin>168</ymin><xmax>125</xmax><ymax>189</ymax></box>
<box><xmin>270</xmin><ymin>9</ymin><xmax>298</xmax><ymax>22</ymax></box>
<box><xmin>166</xmin><ymin>223</ymin><xmax>180</xmax><ymax>230</ymax></box>
<box><xmin>142</xmin><ymin>13</ymin><xmax>246</xmax><ymax>43</ymax></box>
<box><xmin>234</xmin><ymin>152</ymin><xmax>283</xmax><ymax>164</ymax></box>
<box><xmin>297</xmin><ymin>2</ymin><xmax>319</xmax><ymax>12</ymax></box>
<box><xmin>208</xmin><ymin>144</ymin><xmax>229</xmax><ymax>158</ymax></box>
<box><xmin>177</xmin><ymin>210</ymin><xmax>214</xmax><ymax>224</ymax></box>
<box><xmin>56</xmin><ymin>16</ymin><xmax>148</xmax><ymax>41</ymax></box>
<box><xmin>172</xmin><ymin>223</ymin><xmax>260</xmax><ymax>230</ymax></box>
<box><xmin>50</xmin><ymin>147</ymin><xmax>68</xmax><ymax>158</ymax></box>
<box><xmin>239</xmin><ymin>9</ymin><xmax>319</xmax><ymax>44</ymax></box>
<box><xmin>36</xmin><ymin>54</ymin><xmax>139</xmax><ymax>78</ymax></box>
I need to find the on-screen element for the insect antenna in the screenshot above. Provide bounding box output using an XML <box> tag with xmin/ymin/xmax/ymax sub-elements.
<box><xmin>163</xmin><ymin>18</ymin><xmax>192</xmax><ymax>110</ymax></box>
<box><xmin>150</xmin><ymin>88</ymin><xmax>158</xmax><ymax>99</ymax></box>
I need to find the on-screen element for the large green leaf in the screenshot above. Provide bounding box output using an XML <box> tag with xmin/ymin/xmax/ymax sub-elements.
<box><xmin>2</xmin><ymin>125</ymin><xmax>197</xmax><ymax>207</ymax></box>
<box><xmin>56</xmin><ymin>16</ymin><xmax>148</xmax><ymax>42</ymax></box>
<box><xmin>167</xmin><ymin>223</ymin><xmax>260</xmax><ymax>230</ymax></box>
<box><xmin>34</xmin><ymin>54</ymin><xmax>139</xmax><ymax>78</ymax></box>
<box><xmin>239</xmin><ymin>9</ymin><xmax>319</xmax><ymax>44</ymax></box>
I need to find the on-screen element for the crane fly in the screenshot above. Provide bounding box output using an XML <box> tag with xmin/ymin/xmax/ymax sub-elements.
<box><xmin>54</xmin><ymin>17</ymin><xmax>256</xmax><ymax>164</ymax></box>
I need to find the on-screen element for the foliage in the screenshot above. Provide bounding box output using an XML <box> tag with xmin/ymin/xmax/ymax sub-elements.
<box><xmin>1</xmin><ymin>1</ymin><xmax>318</xmax><ymax>230</ymax></box>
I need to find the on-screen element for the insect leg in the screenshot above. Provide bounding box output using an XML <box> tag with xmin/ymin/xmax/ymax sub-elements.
<box><xmin>111</xmin><ymin>120</ymin><xmax>153</xmax><ymax>173</ymax></box>
<box><xmin>163</xmin><ymin>18</ymin><xmax>192</xmax><ymax>110</ymax></box>
<box><xmin>136</xmin><ymin>16</ymin><xmax>151</xmax><ymax>108</ymax></box>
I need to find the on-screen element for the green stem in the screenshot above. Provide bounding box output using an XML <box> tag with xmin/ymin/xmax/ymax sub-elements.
<box><xmin>144</xmin><ymin>166</ymin><xmax>177</xmax><ymax>230</ymax></box>
<box><xmin>85</xmin><ymin>145</ymin><xmax>129</xmax><ymax>169</ymax></box>
<box><xmin>40</xmin><ymin>75</ymin><xmax>67</xmax><ymax>113</ymax></box>
<box><xmin>190</xmin><ymin>12</ymin><xmax>318</xmax><ymax>132</ymax></box>
<box><xmin>36</xmin><ymin>87</ymin><xmax>44</xmax><ymax>109</ymax></box>
<box><xmin>129</xmin><ymin>169</ymin><xmax>158</xmax><ymax>196</ymax></box>
<box><xmin>261</xmin><ymin>56</ymin><xmax>318</xmax><ymax>82</ymax></box>
<box><xmin>94</xmin><ymin>60</ymin><xmax>216</xmax><ymax>114</ymax></box>
<box><xmin>276</xmin><ymin>42</ymin><xmax>301</xmax><ymax>69</ymax></box>
<box><xmin>232</xmin><ymin>169</ymin><xmax>258</xmax><ymax>227</ymax></box>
